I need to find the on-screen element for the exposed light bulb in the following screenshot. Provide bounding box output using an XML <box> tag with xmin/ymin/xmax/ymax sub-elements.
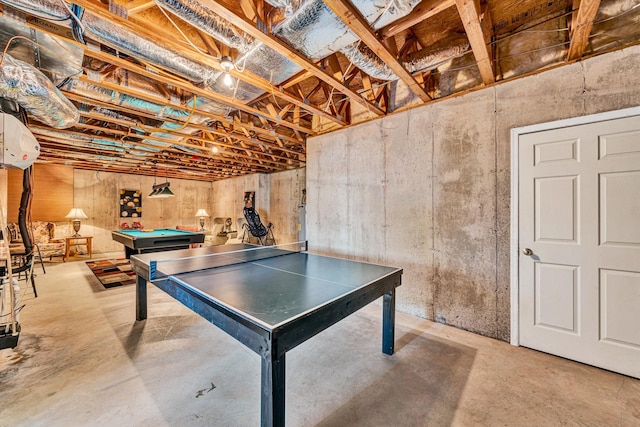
<box><xmin>223</xmin><ymin>72</ymin><xmax>233</xmax><ymax>88</ymax></box>
<box><xmin>220</xmin><ymin>55</ymin><xmax>234</xmax><ymax>72</ymax></box>
<box><xmin>212</xmin><ymin>146</ymin><xmax>219</xmax><ymax>153</ymax></box>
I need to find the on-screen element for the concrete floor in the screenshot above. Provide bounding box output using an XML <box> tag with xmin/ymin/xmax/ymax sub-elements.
<box><xmin>1</xmin><ymin>256</ymin><xmax>639</xmax><ymax>427</ymax></box>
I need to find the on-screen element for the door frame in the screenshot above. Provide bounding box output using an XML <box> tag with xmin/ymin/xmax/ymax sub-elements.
<box><xmin>509</xmin><ymin>106</ymin><xmax>640</xmax><ymax>346</ymax></box>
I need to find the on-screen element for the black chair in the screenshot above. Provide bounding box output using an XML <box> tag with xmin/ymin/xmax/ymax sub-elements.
<box><xmin>8</xmin><ymin>250</ymin><xmax>38</xmax><ymax>298</ymax></box>
<box><xmin>242</xmin><ymin>207</ymin><xmax>276</xmax><ymax>246</ymax></box>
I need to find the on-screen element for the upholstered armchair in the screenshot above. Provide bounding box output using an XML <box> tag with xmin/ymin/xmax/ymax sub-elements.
<box><xmin>8</xmin><ymin>222</ymin><xmax>66</xmax><ymax>261</ymax></box>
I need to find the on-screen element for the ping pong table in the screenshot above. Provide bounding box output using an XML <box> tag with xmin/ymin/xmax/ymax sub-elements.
<box><xmin>130</xmin><ymin>243</ymin><xmax>402</xmax><ymax>427</ymax></box>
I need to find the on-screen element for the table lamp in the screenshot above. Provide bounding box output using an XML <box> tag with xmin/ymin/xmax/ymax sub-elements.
<box><xmin>195</xmin><ymin>209</ymin><xmax>209</xmax><ymax>232</ymax></box>
<box><xmin>65</xmin><ymin>208</ymin><xmax>88</xmax><ymax>237</ymax></box>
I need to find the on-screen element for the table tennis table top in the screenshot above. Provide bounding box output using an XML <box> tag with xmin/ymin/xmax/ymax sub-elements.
<box><xmin>130</xmin><ymin>243</ymin><xmax>402</xmax><ymax>330</ymax></box>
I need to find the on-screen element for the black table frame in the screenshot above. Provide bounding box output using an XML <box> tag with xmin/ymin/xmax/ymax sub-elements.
<box><xmin>111</xmin><ymin>229</ymin><xmax>205</xmax><ymax>258</ymax></box>
<box><xmin>131</xmin><ymin>250</ymin><xmax>402</xmax><ymax>427</ymax></box>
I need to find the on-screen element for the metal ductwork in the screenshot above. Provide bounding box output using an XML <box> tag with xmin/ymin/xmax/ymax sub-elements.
<box><xmin>33</xmin><ymin>126</ymin><xmax>132</xmax><ymax>150</ymax></box>
<box><xmin>341</xmin><ymin>39</ymin><xmax>471</xmax><ymax>80</ymax></box>
<box><xmin>82</xmin><ymin>13</ymin><xmax>217</xmax><ymax>85</ymax></box>
<box><xmin>1</xmin><ymin>0</ymin><xmax>217</xmax><ymax>84</ymax></box>
<box><xmin>154</xmin><ymin>0</ymin><xmax>258</xmax><ymax>53</ymax></box>
<box><xmin>0</xmin><ymin>53</ymin><xmax>79</xmax><ymax>127</ymax></box>
<box><xmin>341</xmin><ymin>42</ymin><xmax>397</xmax><ymax>80</ymax></box>
<box><xmin>405</xmin><ymin>41</ymin><xmax>471</xmax><ymax>73</ymax></box>
<box><xmin>153</xmin><ymin>0</ymin><xmax>302</xmax><ymax>97</ymax></box>
<box><xmin>2</xmin><ymin>0</ymin><xmax>468</xmax><ymax>136</ymax></box>
<box><xmin>61</xmin><ymin>78</ymin><xmax>213</xmax><ymax>125</ymax></box>
<box><xmin>272</xmin><ymin>0</ymin><xmax>421</xmax><ymax>61</ymax></box>
<box><xmin>0</xmin><ymin>13</ymin><xmax>83</xmax><ymax>86</ymax></box>
<box><xmin>156</xmin><ymin>0</ymin><xmax>458</xmax><ymax>83</ymax></box>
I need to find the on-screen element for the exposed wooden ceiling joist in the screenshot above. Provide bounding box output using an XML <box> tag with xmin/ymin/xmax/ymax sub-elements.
<box><xmin>322</xmin><ymin>0</ymin><xmax>432</xmax><ymax>103</ymax></box>
<box><xmin>61</xmin><ymin>91</ymin><xmax>303</xmax><ymax>150</ymax></box>
<box><xmin>0</xmin><ymin>0</ymin><xmax>635</xmax><ymax>182</ymax></box>
<box><xmin>124</xmin><ymin>0</ymin><xmax>156</xmax><ymax>16</ymax></box>
<box><xmin>567</xmin><ymin>0</ymin><xmax>602</xmax><ymax>61</ymax></box>
<box><xmin>64</xmin><ymin>0</ymin><xmax>336</xmax><ymax>130</ymax></box>
<box><xmin>194</xmin><ymin>0</ymin><xmax>387</xmax><ymax>116</ymax></box>
<box><xmin>455</xmin><ymin>0</ymin><xmax>495</xmax><ymax>85</ymax></box>
<box><xmin>379</xmin><ymin>0</ymin><xmax>456</xmax><ymax>39</ymax></box>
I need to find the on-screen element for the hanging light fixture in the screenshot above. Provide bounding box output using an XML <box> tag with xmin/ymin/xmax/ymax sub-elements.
<box><xmin>220</xmin><ymin>55</ymin><xmax>234</xmax><ymax>88</ymax></box>
<box><xmin>148</xmin><ymin>179</ymin><xmax>160</xmax><ymax>198</ymax></box>
<box><xmin>148</xmin><ymin>182</ymin><xmax>174</xmax><ymax>198</ymax></box>
<box><xmin>148</xmin><ymin>160</ymin><xmax>175</xmax><ymax>198</ymax></box>
<box><xmin>156</xmin><ymin>182</ymin><xmax>175</xmax><ymax>198</ymax></box>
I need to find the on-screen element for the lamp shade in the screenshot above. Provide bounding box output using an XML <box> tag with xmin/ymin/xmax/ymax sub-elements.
<box><xmin>65</xmin><ymin>208</ymin><xmax>88</xmax><ymax>219</ymax></box>
<box><xmin>155</xmin><ymin>186</ymin><xmax>175</xmax><ymax>198</ymax></box>
<box><xmin>148</xmin><ymin>182</ymin><xmax>174</xmax><ymax>198</ymax></box>
<box><xmin>195</xmin><ymin>209</ymin><xmax>209</xmax><ymax>217</ymax></box>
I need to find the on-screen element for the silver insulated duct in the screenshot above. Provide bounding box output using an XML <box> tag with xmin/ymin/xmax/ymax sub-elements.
<box><xmin>272</xmin><ymin>0</ymin><xmax>421</xmax><ymax>60</ymax></box>
<box><xmin>1</xmin><ymin>0</ymin><xmax>217</xmax><ymax>84</ymax></box>
<box><xmin>153</xmin><ymin>0</ymin><xmax>301</xmax><ymax>100</ymax></box>
<box><xmin>2</xmin><ymin>0</ymin><xmax>467</xmax><ymax>133</ymax></box>
<box><xmin>341</xmin><ymin>39</ymin><xmax>471</xmax><ymax>80</ymax></box>
<box><xmin>156</xmin><ymin>0</ymin><xmax>452</xmax><ymax>84</ymax></box>
<box><xmin>0</xmin><ymin>53</ymin><xmax>79</xmax><ymax>128</ymax></box>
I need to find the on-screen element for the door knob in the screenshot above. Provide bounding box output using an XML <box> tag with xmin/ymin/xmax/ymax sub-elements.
<box><xmin>522</xmin><ymin>248</ymin><xmax>533</xmax><ymax>256</ymax></box>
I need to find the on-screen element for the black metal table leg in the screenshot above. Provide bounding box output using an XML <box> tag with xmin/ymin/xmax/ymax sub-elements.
<box><xmin>136</xmin><ymin>275</ymin><xmax>147</xmax><ymax>321</ymax></box>
<box><xmin>261</xmin><ymin>342</ymin><xmax>285</xmax><ymax>427</ymax></box>
<box><xmin>382</xmin><ymin>289</ymin><xmax>396</xmax><ymax>355</ymax></box>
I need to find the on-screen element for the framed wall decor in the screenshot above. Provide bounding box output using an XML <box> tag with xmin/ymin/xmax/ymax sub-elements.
<box><xmin>120</xmin><ymin>189</ymin><xmax>142</xmax><ymax>218</ymax></box>
<box><xmin>244</xmin><ymin>191</ymin><xmax>255</xmax><ymax>208</ymax></box>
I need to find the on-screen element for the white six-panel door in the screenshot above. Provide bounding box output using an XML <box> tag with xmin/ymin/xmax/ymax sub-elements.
<box><xmin>516</xmin><ymin>112</ymin><xmax>640</xmax><ymax>379</ymax></box>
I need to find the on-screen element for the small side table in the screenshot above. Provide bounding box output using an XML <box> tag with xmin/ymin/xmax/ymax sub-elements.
<box><xmin>65</xmin><ymin>236</ymin><xmax>93</xmax><ymax>261</ymax></box>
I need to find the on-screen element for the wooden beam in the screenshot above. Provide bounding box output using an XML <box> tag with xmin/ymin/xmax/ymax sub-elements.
<box><xmin>322</xmin><ymin>0</ymin><xmax>431</xmax><ymax>103</ymax></box>
<box><xmin>64</xmin><ymin>91</ymin><xmax>305</xmax><ymax>157</ymax></box>
<box><xmin>379</xmin><ymin>0</ymin><xmax>456</xmax><ymax>39</ymax></box>
<box><xmin>326</xmin><ymin>54</ymin><xmax>344</xmax><ymax>81</ymax></box>
<box><xmin>398</xmin><ymin>34</ymin><xmax>418</xmax><ymax>60</ymax></box>
<box><xmin>60</xmin><ymin>0</ymin><xmax>345</xmax><ymax>127</ymax></box>
<box><xmin>279</xmin><ymin>104</ymin><xmax>293</xmax><ymax>119</ymax></box>
<box><xmin>567</xmin><ymin>0</ymin><xmax>601</xmax><ymax>61</ymax></box>
<box><xmin>361</xmin><ymin>74</ymin><xmax>375</xmax><ymax>102</ymax></box>
<box><xmin>125</xmin><ymin>0</ymin><xmax>156</xmax><ymax>15</ymax></box>
<box><xmin>36</xmin><ymin>146</ymin><xmax>257</xmax><ymax>179</ymax></box>
<box><xmin>455</xmin><ymin>0</ymin><xmax>494</xmax><ymax>85</ymax></box>
<box><xmin>81</xmin><ymin>49</ymin><xmax>313</xmax><ymax>135</ymax></box>
<box><xmin>68</xmin><ymin>116</ymin><xmax>301</xmax><ymax>166</ymax></box>
<box><xmin>196</xmin><ymin>30</ymin><xmax>222</xmax><ymax>57</ymax></box>
<box><xmin>293</xmin><ymin>106</ymin><xmax>300</xmax><ymax>126</ymax></box>
<box><xmin>382</xmin><ymin>35</ymin><xmax>398</xmax><ymax>57</ymax></box>
<box><xmin>195</xmin><ymin>0</ymin><xmax>385</xmax><ymax>115</ymax></box>
<box><xmin>281</xmin><ymin>70</ymin><xmax>315</xmax><ymax>89</ymax></box>
<box><xmin>238</xmin><ymin>0</ymin><xmax>258</xmax><ymax>22</ymax></box>
<box><xmin>265</xmin><ymin>102</ymin><xmax>279</xmax><ymax>118</ymax></box>
<box><xmin>323</xmin><ymin>0</ymin><xmax>431</xmax><ymax>102</ymax></box>
<box><xmin>321</xmin><ymin>85</ymin><xmax>338</xmax><ymax>116</ymax></box>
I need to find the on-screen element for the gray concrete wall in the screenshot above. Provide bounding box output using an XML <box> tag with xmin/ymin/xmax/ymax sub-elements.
<box><xmin>72</xmin><ymin>170</ymin><xmax>214</xmax><ymax>253</ymax></box>
<box><xmin>210</xmin><ymin>173</ymin><xmax>261</xmax><ymax>233</ymax></box>
<box><xmin>210</xmin><ymin>168</ymin><xmax>305</xmax><ymax>245</ymax></box>
<box><xmin>268</xmin><ymin>168</ymin><xmax>306</xmax><ymax>245</ymax></box>
<box><xmin>307</xmin><ymin>44</ymin><xmax>640</xmax><ymax>341</ymax></box>
<box><xmin>72</xmin><ymin>168</ymin><xmax>305</xmax><ymax>254</ymax></box>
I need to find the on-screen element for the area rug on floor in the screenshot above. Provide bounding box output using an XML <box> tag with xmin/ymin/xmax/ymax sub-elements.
<box><xmin>86</xmin><ymin>259</ymin><xmax>136</xmax><ymax>288</ymax></box>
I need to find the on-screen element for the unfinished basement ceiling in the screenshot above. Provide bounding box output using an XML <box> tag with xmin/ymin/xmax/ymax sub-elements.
<box><xmin>0</xmin><ymin>0</ymin><xmax>638</xmax><ymax>181</ymax></box>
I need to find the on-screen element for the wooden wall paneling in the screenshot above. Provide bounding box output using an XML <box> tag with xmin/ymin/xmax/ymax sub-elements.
<box><xmin>7</xmin><ymin>164</ymin><xmax>74</xmax><ymax>222</ymax></box>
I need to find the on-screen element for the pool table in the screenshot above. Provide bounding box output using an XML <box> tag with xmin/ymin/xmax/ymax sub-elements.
<box><xmin>111</xmin><ymin>228</ymin><xmax>205</xmax><ymax>259</ymax></box>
